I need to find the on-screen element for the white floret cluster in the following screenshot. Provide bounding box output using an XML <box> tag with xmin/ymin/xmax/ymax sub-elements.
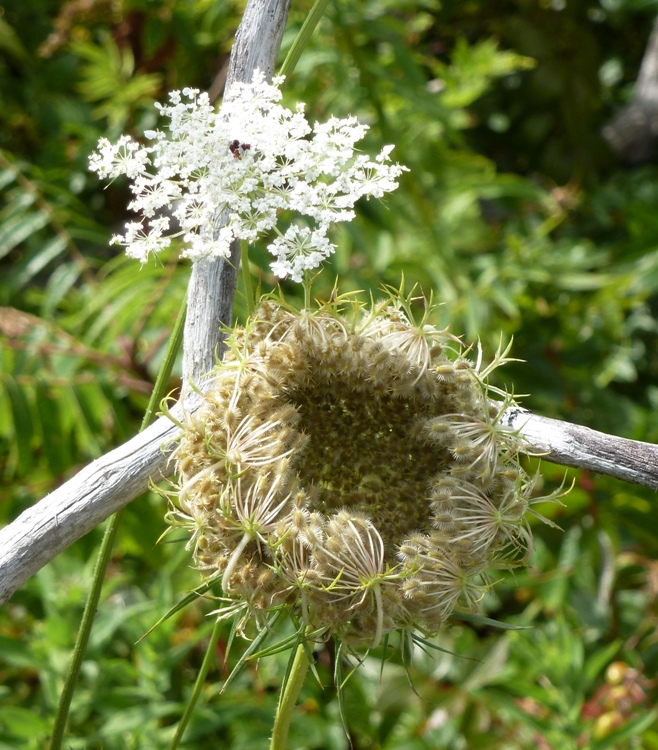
<box><xmin>89</xmin><ymin>71</ymin><xmax>407</xmax><ymax>282</ymax></box>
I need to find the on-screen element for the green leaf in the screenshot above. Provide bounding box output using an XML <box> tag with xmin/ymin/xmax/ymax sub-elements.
<box><xmin>67</xmin><ymin>382</ymin><xmax>105</xmax><ymax>457</ymax></box>
<box><xmin>42</xmin><ymin>262</ymin><xmax>83</xmax><ymax>317</ymax></box>
<box><xmin>0</xmin><ymin>167</ymin><xmax>18</xmax><ymax>191</ymax></box>
<box><xmin>0</xmin><ymin>210</ymin><xmax>49</xmax><ymax>260</ymax></box>
<box><xmin>221</xmin><ymin>610</ymin><xmax>283</xmax><ymax>695</ymax></box>
<box><xmin>334</xmin><ymin>640</ymin><xmax>350</xmax><ymax>739</ymax></box>
<box><xmin>0</xmin><ymin>635</ymin><xmax>43</xmax><ymax>671</ymax></box>
<box><xmin>11</xmin><ymin>236</ymin><xmax>68</xmax><ymax>289</ymax></box>
<box><xmin>0</xmin><ymin>186</ymin><xmax>36</xmax><ymax>222</ymax></box>
<box><xmin>34</xmin><ymin>377</ymin><xmax>70</xmax><ymax>473</ymax></box>
<box><xmin>138</xmin><ymin>576</ymin><xmax>221</xmax><ymax>643</ymax></box>
<box><xmin>3</xmin><ymin>375</ymin><xmax>33</xmax><ymax>476</ymax></box>
<box><xmin>0</xmin><ymin>707</ymin><xmax>50</xmax><ymax>740</ymax></box>
<box><xmin>583</xmin><ymin>641</ymin><xmax>621</xmax><ymax>686</ymax></box>
<box><xmin>451</xmin><ymin>611</ymin><xmax>531</xmax><ymax>630</ymax></box>
<box><xmin>0</xmin><ymin>16</ymin><xmax>29</xmax><ymax>61</ymax></box>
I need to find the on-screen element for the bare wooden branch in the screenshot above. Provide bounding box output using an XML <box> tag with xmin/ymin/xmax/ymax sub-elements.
<box><xmin>0</xmin><ymin>408</ymin><xmax>181</xmax><ymax>606</ymax></box>
<box><xmin>502</xmin><ymin>406</ymin><xmax>658</xmax><ymax>491</ymax></box>
<box><xmin>227</xmin><ymin>0</ymin><xmax>292</xmax><ymax>88</ymax></box>
<box><xmin>181</xmin><ymin>240</ymin><xmax>240</xmax><ymax>390</ymax></box>
<box><xmin>603</xmin><ymin>15</ymin><xmax>658</xmax><ymax>164</ymax></box>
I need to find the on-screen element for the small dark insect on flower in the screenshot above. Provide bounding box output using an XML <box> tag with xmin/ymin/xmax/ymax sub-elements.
<box><xmin>229</xmin><ymin>140</ymin><xmax>251</xmax><ymax>159</ymax></box>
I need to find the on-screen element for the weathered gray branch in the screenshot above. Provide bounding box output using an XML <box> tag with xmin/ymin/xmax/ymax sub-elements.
<box><xmin>502</xmin><ymin>407</ymin><xmax>658</xmax><ymax>491</ymax></box>
<box><xmin>0</xmin><ymin>408</ymin><xmax>183</xmax><ymax>607</ymax></box>
<box><xmin>603</xmin><ymin>15</ymin><xmax>658</xmax><ymax>164</ymax></box>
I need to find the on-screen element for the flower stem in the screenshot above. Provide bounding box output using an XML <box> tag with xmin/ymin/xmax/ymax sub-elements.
<box><xmin>372</xmin><ymin>582</ymin><xmax>383</xmax><ymax>649</ymax></box>
<box><xmin>302</xmin><ymin>271</ymin><xmax>312</xmax><ymax>310</ymax></box>
<box><xmin>168</xmin><ymin>617</ymin><xmax>223</xmax><ymax>750</ymax></box>
<box><xmin>270</xmin><ymin>641</ymin><xmax>311</xmax><ymax>750</ymax></box>
<box><xmin>278</xmin><ymin>0</ymin><xmax>332</xmax><ymax>79</ymax></box>
<box><xmin>240</xmin><ymin>240</ymin><xmax>256</xmax><ymax>315</ymax></box>
<box><xmin>48</xmin><ymin>507</ymin><xmax>124</xmax><ymax>750</ymax></box>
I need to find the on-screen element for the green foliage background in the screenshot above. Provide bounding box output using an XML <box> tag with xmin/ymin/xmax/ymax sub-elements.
<box><xmin>1</xmin><ymin>0</ymin><xmax>658</xmax><ymax>747</ymax></box>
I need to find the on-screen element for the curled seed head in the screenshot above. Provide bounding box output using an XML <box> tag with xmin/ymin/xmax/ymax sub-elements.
<box><xmin>171</xmin><ymin>295</ymin><xmax>538</xmax><ymax>646</ymax></box>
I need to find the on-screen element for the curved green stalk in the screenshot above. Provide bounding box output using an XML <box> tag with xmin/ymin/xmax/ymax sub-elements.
<box><xmin>168</xmin><ymin>617</ymin><xmax>223</xmax><ymax>750</ymax></box>
<box><xmin>47</xmin><ymin>507</ymin><xmax>125</xmax><ymax>750</ymax></box>
<box><xmin>139</xmin><ymin>295</ymin><xmax>188</xmax><ymax>432</ymax></box>
<box><xmin>270</xmin><ymin>641</ymin><xmax>311</xmax><ymax>750</ymax></box>
<box><xmin>49</xmin><ymin>295</ymin><xmax>188</xmax><ymax>750</ymax></box>
<box><xmin>278</xmin><ymin>0</ymin><xmax>332</xmax><ymax>80</ymax></box>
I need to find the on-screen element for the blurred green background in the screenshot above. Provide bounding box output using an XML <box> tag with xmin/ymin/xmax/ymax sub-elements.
<box><xmin>1</xmin><ymin>0</ymin><xmax>658</xmax><ymax>747</ymax></box>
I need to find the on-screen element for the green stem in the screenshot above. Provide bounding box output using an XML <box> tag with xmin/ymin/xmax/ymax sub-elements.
<box><xmin>48</xmin><ymin>507</ymin><xmax>124</xmax><ymax>750</ymax></box>
<box><xmin>270</xmin><ymin>642</ymin><xmax>311</xmax><ymax>750</ymax></box>
<box><xmin>168</xmin><ymin>617</ymin><xmax>223</xmax><ymax>750</ymax></box>
<box><xmin>139</xmin><ymin>296</ymin><xmax>188</xmax><ymax>432</ymax></box>
<box><xmin>240</xmin><ymin>240</ymin><xmax>256</xmax><ymax>315</ymax></box>
<box><xmin>49</xmin><ymin>295</ymin><xmax>188</xmax><ymax>750</ymax></box>
<box><xmin>278</xmin><ymin>0</ymin><xmax>332</xmax><ymax>80</ymax></box>
<box><xmin>302</xmin><ymin>271</ymin><xmax>312</xmax><ymax>310</ymax></box>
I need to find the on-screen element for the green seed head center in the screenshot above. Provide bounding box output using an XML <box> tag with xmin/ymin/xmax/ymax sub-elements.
<box><xmin>289</xmin><ymin>384</ymin><xmax>440</xmax><ymax>554</ymax></box>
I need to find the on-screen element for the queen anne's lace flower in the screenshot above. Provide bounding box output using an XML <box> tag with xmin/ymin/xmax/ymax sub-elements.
<box><xmin>89</xmin><ymin>72</ymin><xmax>406</xmax><ymax>280</ymax></box>
<box><xmin>169</xmin><ymin>293</ymin><xmax>560</xmax><ymax>648</ymax></box>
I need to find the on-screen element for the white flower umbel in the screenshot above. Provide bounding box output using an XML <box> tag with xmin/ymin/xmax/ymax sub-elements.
<box><xmin>89</xmin><ymin>72</ymin><xmax>407</xmax><ymax>280</ymax></box>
